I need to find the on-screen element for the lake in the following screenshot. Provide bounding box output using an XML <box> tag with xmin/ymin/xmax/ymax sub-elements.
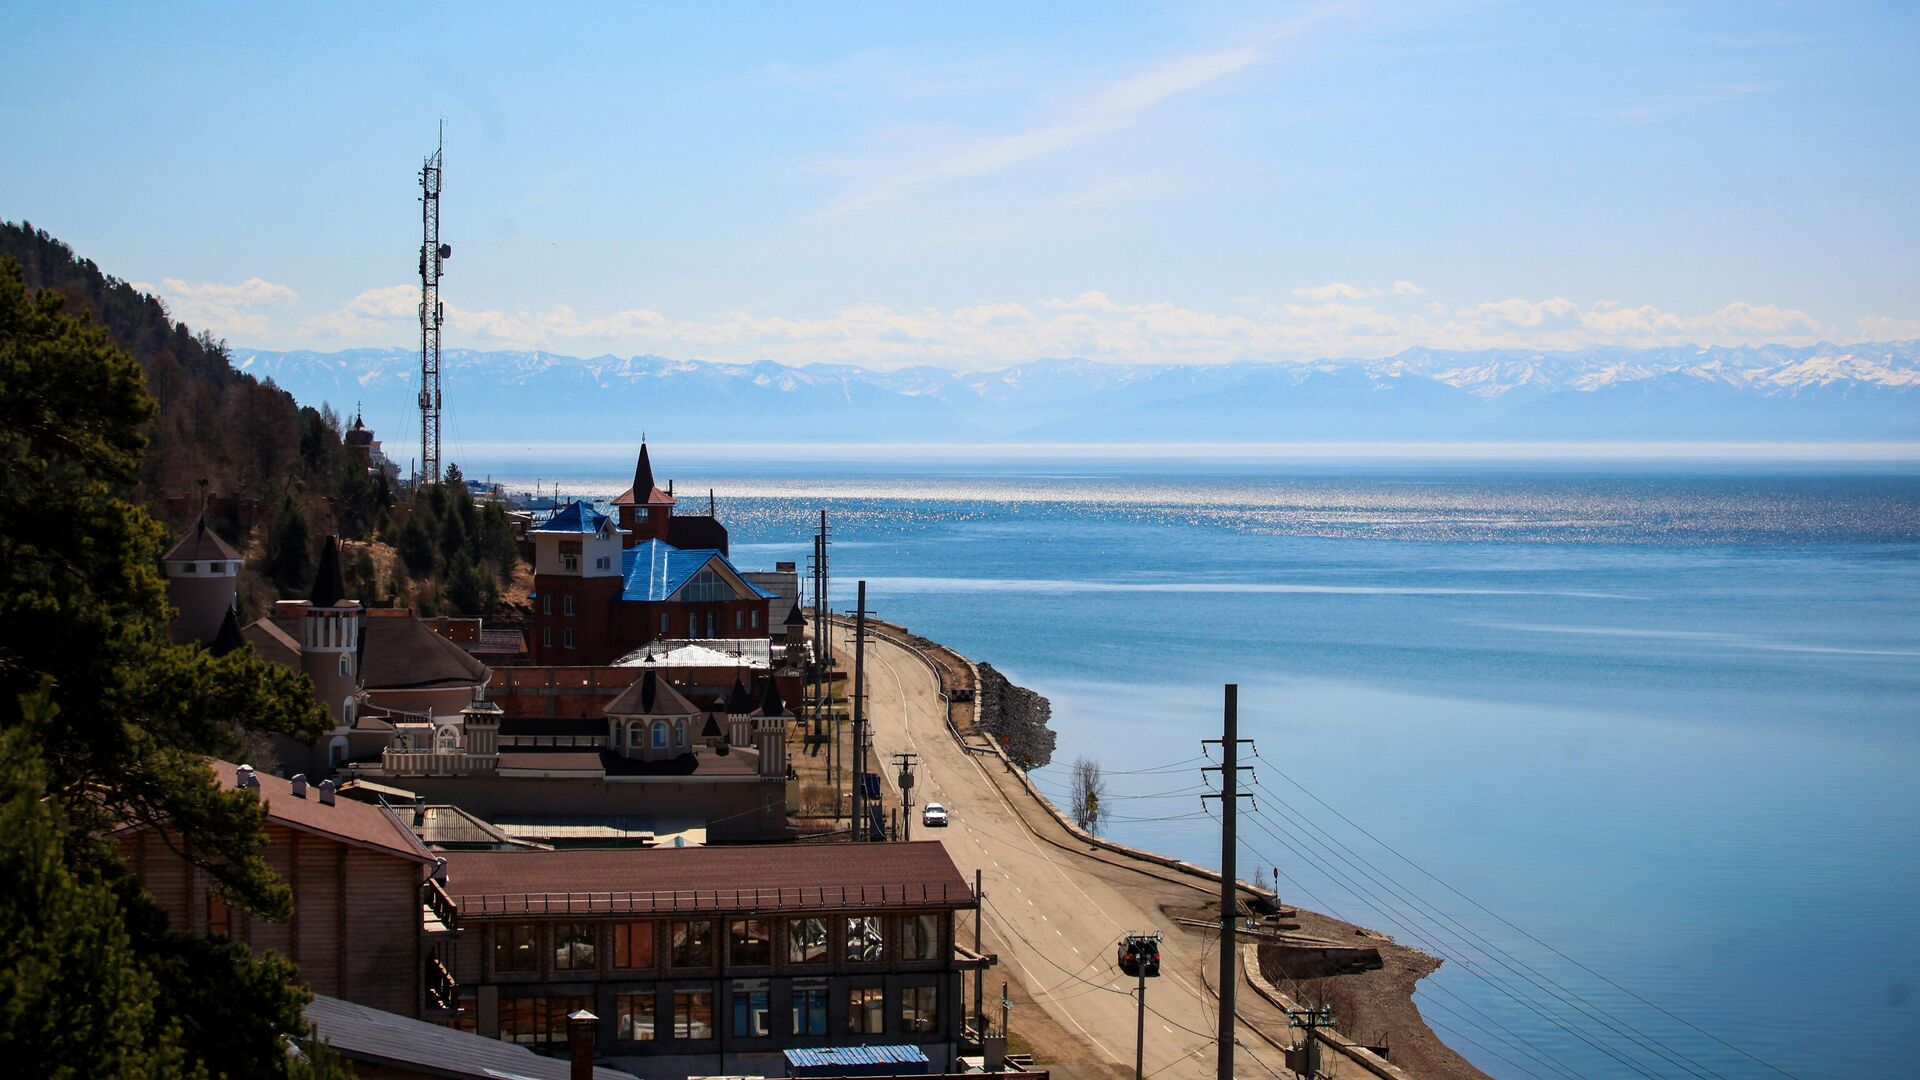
<box><xmin>479</xmin><ymin>449</ymin><xmax>1920</xmax><ymax>1079</ymax></box>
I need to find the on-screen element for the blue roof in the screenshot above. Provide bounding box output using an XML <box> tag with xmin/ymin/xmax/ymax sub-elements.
<box><xmin>620</xmin><ymin>539</ymin><xmax>780</xmax><ymax>603</ymax></box>
<box><xmin>531</xmin><ymin>500</ymin><xmax>613</xmax><ymax>535</ymax></box>
<box><xmin>783</xmin><ymin>1045</ymin><xmax>931</xmax><ymax>1068</ymax></box>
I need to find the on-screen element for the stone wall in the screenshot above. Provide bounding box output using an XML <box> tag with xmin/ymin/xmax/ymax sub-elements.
<box><xmin>974</xmin><ymin>662</ymin><xmax>1056</xmax><ymax>769</ymax></box>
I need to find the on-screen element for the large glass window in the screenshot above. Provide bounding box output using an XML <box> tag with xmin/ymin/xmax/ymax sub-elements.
<box><xmin>788</xmin><ymin>917</ymin><xmax>828</xmax><ymax>965</ymax></box>
<box><xmin>901</xmin><ymin>913</ymin><xmax>942</xmax><ymax>961</ymax></box>
<box><xmin>681</xmin><ymin>568</ymin><xmax>732</xmax><ymax>602</ymax></box>
<box><xmin>615</xmin><ymin>992</ymin><xmax>656</xmax><ymax>1042</ymax></box>
<box><xmin>729</xmin><ymin>919</ymin><xmax>772</xmax><ymax>967</ymax></box>
<box><xmin>613</xmin><ymin>922</ymin><xmax>655</xmax><ymax>969</ymax></box>
<box><xmin>792</xmin><ymin>987</ymin><xmax>828</xmax><ymax>1036</ymax></box>
<box><xmin>673</xmin><ymin>990</ymin><xmax>714</xmax><ymax>1040</ymax></box>
<box><xmin>731</xmin><ymin>984</ymin><xmax>771</xmax><ymax>1038</ymax></box>
<box><xmin>554</xmin><ymin>922</ymin><xmax>596</xmax><ymax>971</ymax></box>
<box><xmin>902</xmin><ymin>985</ymin><xmax>939</xmax><ymax>1034</ymax></box>
<box><xmin>669</xmin><ymin>919</ymin><xmax>713</xmax><ymax>968</ymax></box>
<box><xmin>493</xmin><ymin>924</ymin><xmax>539</xmax><ymax>974</ymax></box>
<box><xmin>845</xmin><ymin>915</ymin><xmax>884</xmax><ymax>963</ymax></box>
<box><xmin>500</xmin><ymin>994</ymin><xmax>590</xmax><ymax>1047</ymax></box>
<box><xmin>847</xmin><ymin>987</ymin><xmax>885</xmax><ymax>1034</ymax></box>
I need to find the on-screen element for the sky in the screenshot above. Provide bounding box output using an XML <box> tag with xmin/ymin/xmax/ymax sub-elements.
<box><xmin>2</xmin><ymin>1</ymin><xmax>1917</xmax><ymax>369</ymax></box>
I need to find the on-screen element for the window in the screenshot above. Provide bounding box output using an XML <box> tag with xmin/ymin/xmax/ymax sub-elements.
<box><xmin>688</xmin><ymin>613</ymin><xmax>698</xmax><ymax>637</ymax></box>
<box><xmin>680</xmin><ymin>567</ymin><xmax>732</xmax><ymax>603</ymax></box>
<box><xmin>901</xmin><ymin>914</ymin><xmax>942</xmax><ymax>961</ymax></box>
<box><xmin>752</xmin><ymin>609</ymin><xmax>760</xmax><ymax>629</ymax></box>
<box><xmin>182</xmin><ymin>562</ymin><xmax>196</xmax><ymax>574</ymax></box>
<box><xmin>596</xmin><ymin>555</ymin><xmax>611</xmax><ymax>571</ymax></box>
<box><xmin>500</xmin><ymin>994</ymin><xmax>590</xmax><ymax>1047</ymax></box>
<box><xmin>731</xmin><ymin>984</ymin><xmax>771</xmax><ymax>1038</ymax></box>
<box><xmin>901</xmin><ymin>985</ymin><xmax>939</xmax><ymax>1034</ymax></box>
<box><xmin>563</xmin><ymin>595</ymin><xmax>575</xmax><ymax>616</ymax></box>
<box><xmin>613</xmin><ymin>922</ymin><xmax>655</xmax><ymax>969</ymax></box>
<box><xmin>206</xmin><ymin>892</ymin><xmax>231</xmax><ymax>937</ymax></box>
<box><xmin>563</xmin><ymin>628</ymin><xmax>575</xmax><ymax>649</ymax></box>
<box><xmin>845</xmin><ymin>915</ymin><xmax>883</xmax><ymax>963</ymax></box>
<box><xmin>735</xmin><ymin>610</ymin><xmax>744</xmax><ymax>630</ymax></box>
<box><xmin>669</xmin><ymin>919</ymin><xmax>713</xmax><ymax>968</ymax></box>
<box><xmin>338</xmin><ymin>654</ymin><xmax>350</xmax><ymax>677</ymax></box>
<box><xmin>792</xmin><ymin>987</ymin><xmax>828</xmax><ymax>1036</ymax></box>
<box><xmin>541</xmin><ymin>627</ymin><xmax>552</xmax><ymax>648</ymax></box>
<box><xmin>729</xmin><ymin>919</ymin><xmax>772</xmax><ymax>967</ymax></box>
<box><xmin>651</xmin><ymin>722</ymin><xmax>668</xmax><ymax>749</ymax></box>
<box><xmin>675</xmin><ymin>720</ymin><xmax>687</xmax><ymax>748</ymax></box>
<box><xmin>789</xmin><ymin>917</ymin><xmax>828</xmax><ymax>965</ymax></box>
<box><xmin>542</xmin><ymin>594</ymin><xmax>551</xmax><ymax>614</ymax></box>
<box><xmin>847</xmin><ymin>987</ymin><xmax>885</xmax><ymax>1034</ymax></box>
<box><xmin>672</xmin><ymin>990</ymin><xmax>713</xmax><ymax>1040</ymax></box>
<box><xmin>615</xmin><ymin>992</ymin><xmax>656</xmax><ymax>1042</ymax></box>
<box><xmin>660</xmin><ymin>613</ymin><xmax>670</xmax><ymax>633</ymax></box>
<box><xmin>705</xmin><ymin>612</ymin><xmax>716</xmax><ymax>637</ymax></box>
<box><xmin>493</xmin><ymin>924</ymin><xmax>539</xmax><ymax>974</ymax></box>
<box><xmin>554</xmin><ymin>922</ymin><xmax>597</xmax><ymax>971</ymax></box>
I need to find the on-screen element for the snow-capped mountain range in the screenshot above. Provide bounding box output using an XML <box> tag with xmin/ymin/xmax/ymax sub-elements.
<box><xmin>232</xmin><ymin>342</ymin><xmax>1919</xmax><ymax>444</ymax></box>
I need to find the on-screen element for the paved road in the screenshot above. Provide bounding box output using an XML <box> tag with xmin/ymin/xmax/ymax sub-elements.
<box><xmin>852</xmin><ymin>627</ymin><xmax>1298</xmax><ymax>1080</ymax></box>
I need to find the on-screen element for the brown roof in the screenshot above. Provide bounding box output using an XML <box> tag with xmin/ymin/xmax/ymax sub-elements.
<box><xmin>163</xmin><ymin>511</ymin><xmax>240</xmax><ymax>562</ymax></box>
<box><xmin>210</xmin><ymin>761</ymin><xmax>433</xmax><ymax>865</ymax></box>
<box><xmin>260</xmin><ymin>610</ymin><xmax>489</xmax><ymax>691</ymax></box>
<box><xmin>604</xmin><ymin>669</ymin><xmax>699</xmax><ymax>717</ymax></box>
<box><xmin>244</xmin><ymin>618</ymin><xmax>301</xmax><ymax>669</ymax></box>
<box><xmin>443</xmin><ymin>840</ymin><xmax>973</xmax><ymax>918</ymax></box>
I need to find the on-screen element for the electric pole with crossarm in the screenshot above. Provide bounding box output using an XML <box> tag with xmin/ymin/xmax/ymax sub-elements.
<box><xmin>1202</xmin><ymin>684</ymin><xmax>1257</xmax><ymax>1080</ymax></box>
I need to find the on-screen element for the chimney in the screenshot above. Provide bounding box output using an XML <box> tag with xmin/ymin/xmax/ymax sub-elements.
<box><xmin>318</xmin><ymin>779</ymin><xmax>336</xmax><ymax>806</ymax></box>
<box><xmin>235</xmin><ymin>764</ymin><xmax>256</xmax><ymax>790</ymax></box>
<box><xmin>566</xmin><ymin>1009</ymin><xmax>597</xmax><ymax>1080</ymax></box>
<box><xmin>289</xmin><ymin>773</ymin><xmax>308</xmax><ymax>798</ymax></box>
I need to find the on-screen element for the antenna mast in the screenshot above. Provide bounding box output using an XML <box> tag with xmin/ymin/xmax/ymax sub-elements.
<box><xmin>417</xmin><ymin>125</ymin><xmax>449</xmax><ymax>485</ymax></box>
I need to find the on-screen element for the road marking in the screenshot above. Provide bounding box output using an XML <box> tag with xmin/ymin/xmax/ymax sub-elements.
<box><xmin>1070</xmin><ymin>945</ymin><xmax>1080</xmax><ymax>955</ymax></box>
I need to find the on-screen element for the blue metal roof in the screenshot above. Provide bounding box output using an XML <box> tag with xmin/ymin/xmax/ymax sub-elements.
<box><xmin>782</xmin><ymin>1044</ymin><xmax>931</xmax><ymax>1068</ymax></box>
<box><xmin>620</xmin><ymin>539</ymin><xmax>780</xmax><ymax>603</ymax></box>
<box><xmin>531</xmin><ymin>500</ymin><xmax>612</xmax><ymax>534</ymax></box>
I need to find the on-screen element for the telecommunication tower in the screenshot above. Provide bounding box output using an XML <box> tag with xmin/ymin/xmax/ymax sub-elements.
<box><xmin>416</xmin><ymin>127</ymin><xmax>451</xmax><ymax>485</ymax></box>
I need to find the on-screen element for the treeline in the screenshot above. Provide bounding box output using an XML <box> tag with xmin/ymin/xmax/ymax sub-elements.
<box><xmin>2</xmin><ymin>222</ymin><xmax>516</xmax><ymax>617</ymax></box>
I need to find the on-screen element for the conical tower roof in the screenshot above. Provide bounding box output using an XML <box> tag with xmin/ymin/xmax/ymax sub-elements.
<box><xmin>727</xmin><ymin>676</ymin><xmax>753</xmax><ymax>714</ymax></box>
<box><xmin>310</xmin><ymin>535</ymin><xmax>347</xmax><ymax>608</ymax></box>
<box><xmin>759</xmin><ymin>674</ymin><xmax>786</xmax><ymax>717</ymax></box>
<box><xmin>209</xmin><ymin>606</ymin><xmax>247</xmax><ymax>657</ymax></box>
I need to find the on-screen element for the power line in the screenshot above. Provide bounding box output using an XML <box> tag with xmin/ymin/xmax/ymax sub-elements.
<box><xmin>1253</xmin><ymin>753</ymin><xmax>1800</xmax><ymax>1080</ymax></box>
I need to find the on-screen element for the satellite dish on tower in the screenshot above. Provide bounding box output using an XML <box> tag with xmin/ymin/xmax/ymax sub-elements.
<box><xmin>438</xmin><ymin>243</ymin><xmax>452</xmax><ymax>259</ymax></box>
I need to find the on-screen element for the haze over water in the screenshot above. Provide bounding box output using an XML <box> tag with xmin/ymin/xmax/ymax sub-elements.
<box><xmin>483</xmin><ymin>449</ymin><xmax>1920</xmax><ymax>1079</ymax></box>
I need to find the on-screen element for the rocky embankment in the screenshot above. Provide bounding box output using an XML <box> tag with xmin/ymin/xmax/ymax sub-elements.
<box><xmin>974</xmin><ymin>662</ymin><xmax>1057</xmax><ymax>769</ymax></box>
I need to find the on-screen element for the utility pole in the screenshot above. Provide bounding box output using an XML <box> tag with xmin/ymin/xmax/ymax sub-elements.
<box><xmin>1118</xmin><ymin>932</ymin><xmax>1162</xmax><ymax>1080</ymax></box>
<box><xmin>850</xmin><ymin>580</ymin><xmax>872</xmax><ymax>840</ymax></box>
<box><xmin>893</xmin><ymin>751</ymin><xmax>919</xmax><ymax>841</ymax></box>
<box><xmin>1000</xmin><ymin>981</ymin><xmax>1010</xmax><ymax>1038</ymax></box>
<box><xmin>974</xmin><ymin>868</ymin><xmax>986</xmax><ymax>1040</ymax></box>
<box><xmin>1286</xmin><ymin>1004</ymin><xmax>1336</xmax><ymax>1078</ymax></box>
<box><xmin>1202</xmin><ymin>684</ymin><xmax>1256</xmax><ymax>1080</ymax></box>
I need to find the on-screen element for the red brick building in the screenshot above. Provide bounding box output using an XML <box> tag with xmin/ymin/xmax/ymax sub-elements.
<box><xmin>527</xmin><ymin>445</ymin><xmax>777</xmax><ymax>666</ymax></box>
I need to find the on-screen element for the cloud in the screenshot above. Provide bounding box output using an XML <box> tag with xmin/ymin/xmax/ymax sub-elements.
<box><xmin>816</xmin><ymin>10</ymin><xmax>1334</xmax><ymax>215</ymax></box>
<box><xmin>134</xmin><ymin>276</ymin><xmax>298</xmax><ymax>339</ymax></box>
<box><xmin>1858</xmin><ymin>315</ymin><xmax>1920</xmax><ymax>341</ymax></box>
<box><xmin>292</xmin><ymin>284</ymin><xmax>1867</xmax><ymax>368</ymax></box>
<box><xmin>1292</xmin><ymin>282</ymin><xmax>1378</xmax><ymax>301</ymax></box>
<box><xmin>1592</xmin><ymin>83</ymin><xmax>1766</xmax><ymax>123</ymax></box>
<box><xmin>1392</xmin><ymin>280</ymin><xmax>1423</xmax><ymax>295</ymax></box>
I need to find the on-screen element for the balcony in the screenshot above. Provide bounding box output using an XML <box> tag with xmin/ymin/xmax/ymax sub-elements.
<box><xmin>381</xmin><ymin>749</ymin><xmax>498</xmax><ymax>776</ymax></box>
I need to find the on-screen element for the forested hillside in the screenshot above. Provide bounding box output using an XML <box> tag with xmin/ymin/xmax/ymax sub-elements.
<box><xmin>1</xmin><ymin>221</ymin><xmax>517</xmax><ymax>617</ymax></box>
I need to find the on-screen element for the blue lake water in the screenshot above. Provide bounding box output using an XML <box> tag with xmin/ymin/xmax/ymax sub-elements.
<box><xmin>481</xmin><ymin>452</ymin><xmax>1920</xmax><ymax>1079</ymax></box>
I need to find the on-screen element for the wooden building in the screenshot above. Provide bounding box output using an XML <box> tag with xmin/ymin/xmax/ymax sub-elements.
<box><xmin>122</xmin><ymin>761</ymin><xmax>455</xmax><ymax>1020</ymax></box>
<box><xmin>433</xmin><ymin>842</ymin><xmax>985</xmax><ymax>1079</ymax></box>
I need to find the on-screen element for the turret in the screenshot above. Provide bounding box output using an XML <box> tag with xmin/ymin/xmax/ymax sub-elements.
<box><xmin>461</xmin><ymin>684</ymin><xmax>503</xmax><ymax>758</ymax></box>
<box><xmin>161</xmin><ymin>510</ymin><xmax>241</xmax><ymax>646</ymax></box>
<box><xmin>755</xmin><ymin>675</ymin><xmax>788</xmax><ymax>779</ymax></box>
<box><xmin>299</xmin><ymin>535</ymin><xmax>364</xmax><ymax>727</ymax></box>
<box><xmin>611</xmin><ymin>441</ymin><xmax>675</xmax><ymax>547</ymax></box>
<box><xmin>726</xmin><ymin>676</ymin><xmax>755</xmax><ymax>747</ymax></box>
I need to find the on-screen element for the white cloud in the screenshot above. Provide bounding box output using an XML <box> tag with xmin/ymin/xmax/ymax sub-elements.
<box><xmin>1858</xmin><ymin>315</ymin><xmax>1920</xmax><ymax>341</ymax></box>
<box><xmin>133</xmin><ymin>276</ymin><xmax>298</xmax><ymax>339</ymax></box>
<box><xmin>293</xmin><ymin>284</ymin><xmax>1869</xmax><ymax>368</ymax></box>
<box><xmin>1392</xmin><ymin>280</ymin><xmax>1423</xmax><ymax>295</ymax></box>
<box><xmin>1292</xmin><ymin>282</ymin><xmax>1378</xmax><ymax>301</ymax></box>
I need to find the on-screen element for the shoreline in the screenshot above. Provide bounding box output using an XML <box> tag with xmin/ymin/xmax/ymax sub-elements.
<box><xmin>853</xmin><ymin>615</ymin><xmax>1489</xmax><ymax>1079</ymax></box>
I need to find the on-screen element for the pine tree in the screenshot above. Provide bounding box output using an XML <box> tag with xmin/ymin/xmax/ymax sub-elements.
<box><xmin>263</xmin><ymin>492</ymin><xmax>313</xmax><ymax>594</ymax></box>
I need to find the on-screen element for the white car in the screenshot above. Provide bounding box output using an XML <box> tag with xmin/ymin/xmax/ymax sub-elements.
<box><xmin>922</xmin><ymin>802</ymin><xmax>949</xmax><ymax>828</ymax></box>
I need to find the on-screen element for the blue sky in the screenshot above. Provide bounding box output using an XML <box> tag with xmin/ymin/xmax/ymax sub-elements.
<box><xmin>2</xmin><ymin>1</ymin><xmax>1916</xmax><ymax>367</ymax></box>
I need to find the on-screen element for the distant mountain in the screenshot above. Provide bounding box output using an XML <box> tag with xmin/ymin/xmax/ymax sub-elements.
<box><xmin>233</xmin><ymin>342</ymin><xmax>1920</xmax><ymax>445</ymax></box>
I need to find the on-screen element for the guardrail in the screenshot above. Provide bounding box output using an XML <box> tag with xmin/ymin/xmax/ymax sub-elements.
<box><xmin>454</xmin><ymin>881</ymin><xmax>976</xmax><ymax>918</ymax></box>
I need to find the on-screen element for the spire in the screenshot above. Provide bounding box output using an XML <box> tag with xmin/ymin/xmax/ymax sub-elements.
<box><xmin>727</xmin><ymin>676</ymin><xmax>753</xmax><ymax>714</ymax></box>
<box><xmin>310</xmin><ymin>535</ymin><xmax>347</xmax><ymax>607</ymax></box>
<box><xmin>759</xmin><ymin>673</ymin><xmax>785</xmax><ymax>717</ymax></box>
<box><xmin>632</xmin><ymin>442</ymin><xmax>654</xmax><ymax>500</ymax></box>
<box><xmin>209</xmin><ymin>606</ymin><xmax>246</xmax><ymax>657</ymax></box>
<box><xmin>640</xmin><ymin>669</ymin><xmax>658</xmax><ymax>713</ymax></box>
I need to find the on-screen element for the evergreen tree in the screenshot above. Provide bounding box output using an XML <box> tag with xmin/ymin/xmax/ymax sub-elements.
<box><xmin>0</xmin><ymin>258</ymin><xmax>344</xmax><ymax>1077</ymax></box>
<box><xmin>263</xmin><ymin>492</ymin><xmax>312</xmax><ymax>594</ymax></box>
